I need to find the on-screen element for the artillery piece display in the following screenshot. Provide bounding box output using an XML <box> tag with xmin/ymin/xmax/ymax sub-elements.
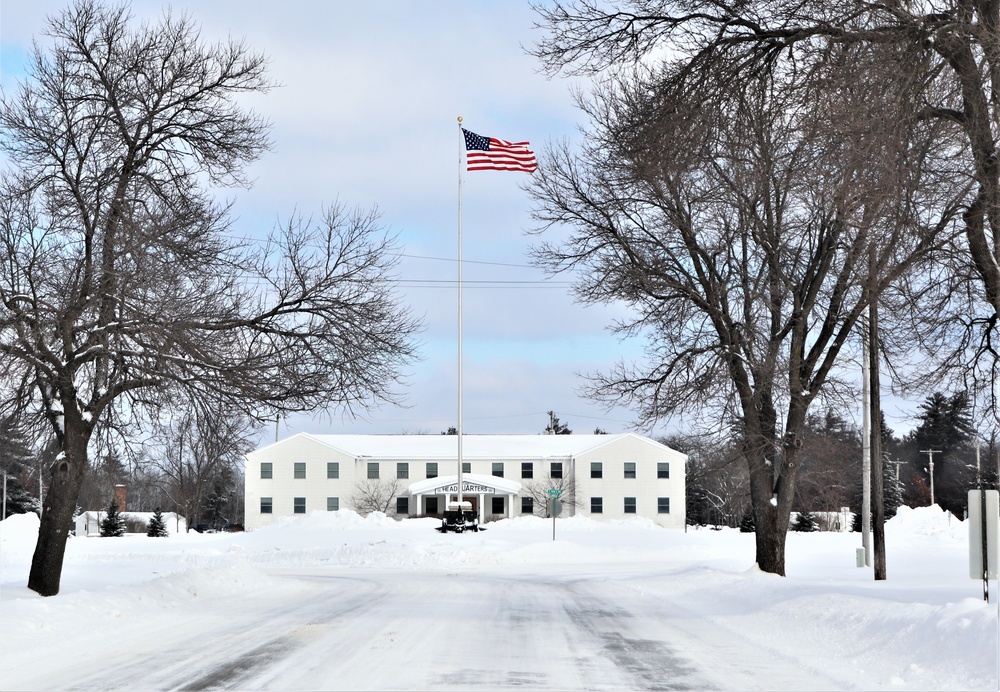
<box><xmin>437</xmin><ymin>501</ymin><xmax>480</xmax><ymax>533</ymax></box>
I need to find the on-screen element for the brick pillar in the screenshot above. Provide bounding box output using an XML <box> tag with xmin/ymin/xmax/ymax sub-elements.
<box><xmin>114</xmin><ymin>484</ymin><xmax>126</xmax><ymax>512</ymax></box>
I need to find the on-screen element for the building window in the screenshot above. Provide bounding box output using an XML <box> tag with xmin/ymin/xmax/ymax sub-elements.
<box><xmin>624</xmin><ymin>497</ymin><xmax>636</xmax><ymax>514</ymax></box>
<box><xmin>462</xmin><ymin>462</ymin><xmax>471</xmax><ymax>473</ymax></box>
<box><xmin>591</xmin><ymin>497</ymin><xmax>603</xmax><ymax>514</ymax></box>
<box><xmin>657</xmin><ymin>462</ymin><xmax>670</xmax><ymax>479</ymax></box>
<box><xmin>521</xmin><ymin>497</ymin><xmax>534</xmax><ymax>514</ymax></box>
<box><xmin>624</xmin><ymin>462</ymin><xmax>636</xmax><ymax>479</ymax></box>
<box><xmin>368</xmin><ymin>462</ymin><xmax>379</xmax><ymax>479</ymax></box>
<box><xmin>396</xmin><ymin>497</ymin><xmax>409</xmax><ymax>515</ymax></box>
<box><xmin>521</xmin><ymin>462</ymin><xmax>533</xmax><ymax>479</ymax></box>
<box><xmin>327</xmin><ymin>462</ymin><xmax>339</xmax><ymax>479</ymax></box>
<box><xmin>492</xmin><ymin>462</ymin><xmax>504</xmax><ymax>478</ymax></box>
<box><xmin>397</xmin><ymin>462</ymin><xmax>409</xmax><ymax>479</ymax></box>
<box><xmin>327</xmin><ymin>497</ymin><xmax>339</xmax><ymax>511</ymax></box>
<box><xmin>591</xmin><ymin>462</ymin><xmax>603</xmax><ymax>479</ymax></box>
<box><xmin>294</xmin><ymin>462</ymin><xmax>306</xmax><ymax>479</ymax></box>
<box><xmin>294</xmin><ymin>497</ymin><xmax>306</xmax><ymax>514</ymax></box>
<box><xmin>260</xmin><ymin>462</ymin><xmax>272</xmax><ymax>479</ymax></box>
<box><xmin>658</xmin><ymin>497</ymin><xmax>671</xmax><ymax>514</ymax></box>
<box><xmin>425</xmin><ymin>497</ymin><xmax>439</xmax><ymax>515</ymax></box>
<box><xmin>551</xmin><ymin>462</ymin><xmax>563</xmax><ymax>479</ymax></box>
<box><xmin>260</xmin><ymin>497</ymin><xmax>272</xmax><ymax>514</ymax></box>
<box><xmin>426</xmin><ymin>462</ymin><xmax>438</xmax><ymax>479</ymax></box>
<box><xmin>491</xmin><ymin>497</ymin><xmax>505</xmax><ymax>515</ymax></box>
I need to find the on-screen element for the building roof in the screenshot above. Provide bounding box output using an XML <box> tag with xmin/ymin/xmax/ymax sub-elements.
<box><xmin>258</xmin><ymin>432</ymin><xmax>682</xmax><ymax>460</ymax></box>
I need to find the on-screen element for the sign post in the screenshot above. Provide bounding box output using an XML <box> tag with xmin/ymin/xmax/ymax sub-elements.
<box><xmin>547</xmin><ymin>489</ymin><xmax>563</xmax><ymax>541</ymax></box>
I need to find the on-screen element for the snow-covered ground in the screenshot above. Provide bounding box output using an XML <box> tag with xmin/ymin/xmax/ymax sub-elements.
<box><xmin>1</xmin><ymin>506</ymin><xmax>997</xmax><ymax>691</ymax></box>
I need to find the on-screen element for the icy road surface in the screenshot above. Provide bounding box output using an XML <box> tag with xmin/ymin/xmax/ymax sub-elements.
<box><xmin>2</xmin><ymin>509</ymin><xmax>996</xmax><ymax>691</ymax></box>
<box><xmin>14</xmin><ymin>565</ymin><xmax>847</xmax><ymax>691</ymax></box>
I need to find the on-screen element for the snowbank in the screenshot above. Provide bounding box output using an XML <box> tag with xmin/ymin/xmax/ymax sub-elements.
<box><xmin>1</xmin><ymin>505</ymin><xmax>996</xmax><ymax>690</ymax></box>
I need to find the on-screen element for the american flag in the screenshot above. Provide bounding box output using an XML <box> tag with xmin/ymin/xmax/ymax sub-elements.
<box><xmin>463</xmin><ymin>128</ymin><xmax>537</xmax><ymax>173</ymax></box>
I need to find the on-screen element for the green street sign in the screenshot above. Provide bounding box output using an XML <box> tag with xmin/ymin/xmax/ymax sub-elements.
<box><xmin>547</xmin><ymin>488</ymin><xmax>563</xmax><ymax>498</ymax></box>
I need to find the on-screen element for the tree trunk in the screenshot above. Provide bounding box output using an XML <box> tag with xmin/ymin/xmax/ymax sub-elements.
<box><xmin>754</xmin><ymin>503</ymin><xmax>788</xmax><ymax>576</ymax></box>
<box><xmin>745</xmin><ymin>432</ymin><xmax>792</xmax><ymax>576</ymax></box>
<box><xmin>27</xmin><ymin>426</ymin><xmax>90</xmax><ymax>597</ymax></box>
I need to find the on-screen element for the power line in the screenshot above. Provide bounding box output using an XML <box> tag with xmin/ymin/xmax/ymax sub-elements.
<box><xmin>398</xmin><ymin>279</ymin><xmax>572</xmax><ymax>287</ymax></box>
<box><xmin>402</xmin><ymin>253</ymin><xmax>535</xmax><ymax>269</ymax></box>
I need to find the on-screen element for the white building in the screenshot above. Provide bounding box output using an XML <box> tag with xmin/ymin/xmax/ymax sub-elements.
<box><xmin>74</xmin><ymin>511</ymin><xmax>187</xmax><ymax>536</ymax></box>
<box><xmin>244</xmin><ymin>432</ymin><xmax>686</xmax><ymax>530</ymax></box>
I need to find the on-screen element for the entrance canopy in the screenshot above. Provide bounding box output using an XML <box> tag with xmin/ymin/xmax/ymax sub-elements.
<box><xmin>407</xmin><ymin>473</ymin><xmax>521</xmax><ymax>497</ymax></box>
<box><xmin>408</xmin><ymin>473</ymin><xmax>523</xmax><ymax>522</ymax></box>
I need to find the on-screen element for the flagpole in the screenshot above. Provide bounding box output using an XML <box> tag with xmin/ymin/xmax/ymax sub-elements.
<box><xmin>456</xmin><ymin>116</ymin><xmax>464</xmax><ymax>510</ymax></box>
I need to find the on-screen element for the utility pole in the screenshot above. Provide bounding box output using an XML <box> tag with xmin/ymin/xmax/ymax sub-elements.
<box><xmin>976</xmin><ymin>440</ymin><xmax>981</xmax><ymax>487</ymax></box>
<box><xmin>868</xmin><ymin>297</ymin><xmax>886</xmax><ymax>581</ymax></box>
<box><xmin>862</xmin><ymin>233</ymin><xmax>886</xmax><ymax>581</ymax></box>
<box><xmin>888</xmin><ymin>458</ymin><xmax>905</xmax><ymax>483</ymax></box>
<box><xmin>921</xmin><ymin>449</ymin><xmax>941</xmax><ymax>505</ymax></box>
<box><xmin>861</xmin><ymin>309</ymin><xmax>871</xmax><ymax>566</ymax></box>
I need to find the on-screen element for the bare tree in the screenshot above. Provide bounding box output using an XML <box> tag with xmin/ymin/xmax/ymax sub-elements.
<box><xmin>521</xmin><ymin>471</ymin><xmax>579</xmax><ymax>516</ymax></box>
<box><xmin>674</xmin><ymin>434</ymin><xmax>750</xmax><ymax>528</ymax></box>
<box><xmin>0</xmin><ymin>2</ymin><xmax>419</xmax><ymax>595</ymax></box>
<box><xmin>350</xmin><ymin>477</ymin><xmax>404</xmax><ymax>517</ymax></box>
<box><xmin>795</xmin><ymin>412</ymin><xmax>863</xmax><ymax>516</ymax></box>
<box><xmin>148</xmin><ymin>403</ymin><xmax>254</xmax><ymax>531</ymax></box>
<box><xmin>533</xmin><ymin>0</ymin><xmax>1000</xmax><ymax>412</ymax></box>
<box><xmin>527</xmin><ymin>34</ymin><xmax>957</xmax><ymax>574</ymax></box>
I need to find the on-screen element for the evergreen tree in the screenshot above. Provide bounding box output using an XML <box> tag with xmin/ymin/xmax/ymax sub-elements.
<box><xmin>146</xmin><ymin>508</ymin><xmax>169</xmax><ymax>538</ymax></box>
<box><xmin>99</xmin><ymin>498</ymin><xmax>125</xmax><ymax>537</ymax></box>
<box><xmin>2</xmin><ymin>470</ymin><xmax>40</xmax><ymax>518</ymax></box>
<box><xmin>851</xmin><ymin>511</ymin><xmax>862</xmax><ymax>533</ymax></box>
<box><xmin>545</xmin><ymin>411</ymin><xmax>572</xmax><ymax>435</ymax></box>
<box><xmin>739</xmin><ymin>512</ymin><xmax>755</xmax><ymax>533</ymax></box>
<box><xmin>792</xmin><ymin>511</ymin><xmax>818</xmax><ymax>532</ymax></box>
<box><xmin>910</xmin><ymin>392</ymin><xmax>976</xmax><ymax>515</ymax></box>
<box><xmin>915</xmin><ymin>392</ymin><xmax>975</xmax><ymax>450</ymax></box>
<box><xmin>880</xmin><ymin>412</ymin><xmax>903</xmax><ymax>520</ymax></box>
<box><xmin>204</xmin><ymin>483</ymin><xmax>229</xmax><ymax>530</ymax></box>
<box><xmin>0</xmin><ymin>415</ymin><xmax>41</xmax><ymax>518</ymax></box>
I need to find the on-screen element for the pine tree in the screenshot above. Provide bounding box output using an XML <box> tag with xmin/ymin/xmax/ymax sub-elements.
<box><xmin>739</xmin><ymin>512</ymin><xmax>755</xmax><ymax>533</ymax></box>
<box><xmin>99</xmin><ymin>498</ymin><xmax>125</xmax><ymax>537</ymax></box>
<box><xmin>792</xmin><ymin>510</ymin><xmax>818</xmax><ymax>532</ymax></box>
<box><xmin>911</xmin><ymin>391</ymin><xmax>976</xmax><ymax>515</ymax></box>
<box><xmin>146</xmin><ymin>508</ymin><xmax>169</xmax><ymax>537</ymax></box>
<box><xmin>879</xmin><ymin>412</ymin><xmax>903</xmax><ymax>520</ymax></box>
<box><xmin>0</xmin><ymin>415</ymin><xmax>41</xmax><ymax>518</ymax></box>
<box><xmin>544</xmin><ymin>411</ymin><xmax>572</xmax><ymax>435</ymax></box>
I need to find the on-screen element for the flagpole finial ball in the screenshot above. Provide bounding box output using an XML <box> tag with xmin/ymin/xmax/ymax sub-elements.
<box><xmin>457</xmin><ymin>116</ymin><xmax>463</xmax><ymax>123</ymax></box>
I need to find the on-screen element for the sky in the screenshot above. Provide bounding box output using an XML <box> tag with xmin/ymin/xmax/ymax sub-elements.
<box><xmin>0</xmin><ymin>1</ymin><xmax>924</xmax><ymax>443</ymax></box>
<box><xmin>1</xmin><ymin>506</ymin><xmax>997</xmax><ymax>690</ymax></box>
